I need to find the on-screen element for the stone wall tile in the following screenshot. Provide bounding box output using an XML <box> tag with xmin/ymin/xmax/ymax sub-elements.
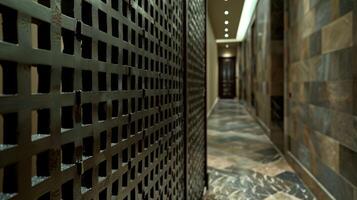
<box><xmin>322</xmin><ymin>12</ymin><xmax>353</xmax><ymax>54</ymax></box>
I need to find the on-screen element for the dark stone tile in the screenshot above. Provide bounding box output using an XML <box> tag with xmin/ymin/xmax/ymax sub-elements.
<box><xmin>308</xmin><ymin>105</ymin><xmax>331</xmax><ymax>134</ymax></box>
<box><xmin>291</xmin><ymin>140</ymin><xmax>311</xmax><ymax>170</ymax></box>
<box><xmin>321</xmin><ymin>48</ymin><xmax>353</xmax><ymax>81</ymax></box>
<box><xmin>309</xmin><ymin>0</ymin><xmax>320</xmax><ymax>9</ymax></box>
<box><xmin>309</xmin><ymin>30</ymin><xmax>321</xmax><ymax>57</ymax></box>
<box><xmin>315</xmin><ymin>0</ymin><xmax>331</xmax><ymax>29</ymax></box>
<box><xmin>330</xmin><ymin>111</ymin><xmax>357</xmax><ymax>152</ymax></box>
<box><xmin>327</xmin><ymin>81</ymin><xmax>353</xmax><ymax>114</ymax></box>
<box><xmin>316</xmin><ymin>158</ymin><xmax>354</xmax><ymax>200</ymax></box>
<box><xmin>340</xmin><ymin>0</ymin><xmax>353</xmax><ymax>16</ymax></box>
<box><xmin>340</xmin><ymin>145</ymin><xmax>357</xmax><ymax>186</ymax></box>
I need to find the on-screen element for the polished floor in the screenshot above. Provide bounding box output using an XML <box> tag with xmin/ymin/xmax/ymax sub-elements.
<box><xmin>205</xmin><ymin>99</ymin><xmax>315</xmax><ymax>200</ymax></box>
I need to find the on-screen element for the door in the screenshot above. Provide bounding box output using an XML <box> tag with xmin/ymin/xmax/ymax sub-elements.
<box><xmin>219</xmin><ymin>57</ymin><xmax>236</xmax><ymax>98</ymax></box>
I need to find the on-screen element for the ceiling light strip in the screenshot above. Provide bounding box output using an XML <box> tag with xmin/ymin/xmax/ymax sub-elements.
<box><xmin>236</xmin><ymin>0</ymin><xmax>259</xmax><ymax>41</ymax></box>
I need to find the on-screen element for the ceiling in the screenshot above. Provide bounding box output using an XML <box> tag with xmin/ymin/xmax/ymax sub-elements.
<box><xmin>208</xmin><ymin>0</ymin><xmax>244</xmax><ymax>40</ymax></box>
<box><xmin>217</xmin><ymin>43</ymin><xmax>237</xmax><ymax>58</ymax></box>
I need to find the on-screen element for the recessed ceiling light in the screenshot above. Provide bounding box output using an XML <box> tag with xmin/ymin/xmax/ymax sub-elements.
<box><xmin>225</xmin><ymin>28</ymin><xmax>229</xmax><ymax>32</ymax></box>
<box><xmin>224</xmin><ymin>11</ymin><xmax>229</xmax><ymax>15</ymax></box>
<box><xmin>224</xmin><ymin>0</ymin><xmax>228</xmax><ymax>1</ymax></box>
<box><xmin>225</xmin><ymin>33</ymin><xmax>229</xmax><ymax>38</ymax></box>
<box><xmin>224</xmin><ymin>20</ymin><xmax>229</xmax><ymax>25</ymax></box>
<box><xmin>225</xmin><ymin>44</ymin><xmax>229</xmax><ymax>48</ymax></box>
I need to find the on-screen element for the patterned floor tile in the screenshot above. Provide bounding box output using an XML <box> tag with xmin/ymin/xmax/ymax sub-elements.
<box><xmin>206</xmin><ymin>99</ymin><xmax>315</xmax><ymax>200</ymax></box>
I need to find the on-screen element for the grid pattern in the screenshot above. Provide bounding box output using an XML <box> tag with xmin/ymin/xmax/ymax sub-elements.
<box><xmin>0</xmin><ymin>0</ymin><xmax>185</xmax><ymax>199</ymax></box>
<box><xmin>186</xmin><ymin>0</ymin><xmax>207</xmax><ymax>199</ymax></box>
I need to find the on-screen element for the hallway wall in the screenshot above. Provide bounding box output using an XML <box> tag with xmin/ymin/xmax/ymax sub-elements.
<box><xmin>285</xmin><ymin>1</ymin><xmax>357</xmax><ymax>199</ymax></box>
<box><xmin>239</xmin><ymin>0</ymin><xmax>357</xmax><ymax>199</ymax></box>
<box><xmin>238</xmin><ymin>0</ymin><xmax>284</xmax><ymax>150</ymax></box>
<box><xmin>206</xmin><ymin>16</ymin><xmax>219</xmax><ymax>114</ymax></box>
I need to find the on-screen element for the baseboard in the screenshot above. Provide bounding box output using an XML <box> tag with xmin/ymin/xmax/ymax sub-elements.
<box><xmin>286</xmin><ymin>152</ymin><xmax>334</xmax><ymax>200</ymax></box>
<box><xmin>207</xmin><ymin>97</ymin><xmax>219</xmax><ymax>117</ymax></box>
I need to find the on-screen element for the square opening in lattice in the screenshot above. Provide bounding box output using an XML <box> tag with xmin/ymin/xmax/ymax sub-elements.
<box><xmin>112</xmin><ymin>154</ymin><xmax>118</xmax><ymax>171</ymax></box>
<box><xmin>99</xmin><ymin>188</ymin><xmax>106</xmax><ymax>200</ymax></box>
<box><xmin>122</xmin><ymin>172</ymin><xmax>128</xmax><ymax>187</ymax></box>
<box><xmin>98</xmin><ymin>41</ymin><xmax>107</xmax><ymax>62</ymax></box>
<box><xmin>112</xmin><ymin>18</ymin><xmax>119</xmax><ymax>38</ymax></box>
<box><xmin>99</xmin><ymin>131</ymin><xmax>107</xmax><ymax>151</ymax></box>
<box><xmin>0</xmin><ymin>61</ymin><xmax>17</xmax><ymax>95</ymax></box>
<box><xmin>31</xmin><ymin>65</ymin><xmax>51</xmax><ymax>94</ymax></box>
<box><xmin>98</xmin><ymin>72</ymin><xmax>107</xmax><ymax>91</ymax></box>
<box><xmin>82</xmin><ymin>1</ymin><xmax>92</xmax><ymax>25</ymax></box>
<box><xmin>31</xmin><ymin>18</ymin><xmax>51</xmax><ymax>50</ymax></box>
<box><xmin>98</xmin><ymin>102</ymin><xmax>107</xmax><ymax>121</ymax></box>
<box><xmin>131</xmin><ymin>30</ymin><xmax>136</xmax><ymax>45</ymax></box>
<box><xmin>0</xmin><ymin>163</ymin><xmax>17</xmax><ymax>198</ymax></box>
<box><xmin>112</xmin><ymin>100</ymin><xmax>119</xmax><ymax>118</ymax></box>
<box><xmin>98</xmin><ymin>9</ymin><xmax>107</xmax><ymax>33</ymax></box>
<box><xmin>31</xmin><ymin>109</ymin><xmax>50</xmax><ymax>141</ymax></box>
<box><xmin>130</xmin><ymin>7</ymin><xmax>135</xmax><ymax>22</ymax></box>
<box><xmin>61</xmin><ymin>67</ymin><xmax>74</xmax><ymax>92</ymax></box>
<box><xmin>130</xmin><ymin>166</ymin><xmax>135</xmax><ymax>180</ymax></box>
<box><xmin>81</xmin><ymin>169</ymin><xmax>92</xmax><ymax>193</ymax></box>
<box><xmin>122</xmin><ymin>99</ymin><xmax>128</xmax><ymax>115</ymax></box>
<box><xmin>61</xmin><ymin>28</ymin><xmax>74</xmax><ymax>54</ymax></box>
<box><xmin>61</xmin><ymin>106</ymin><xmax>73</xmax><ymax>130</ymax></box>
<box><xmin>61</xmin><ymin>180</ymin><xmax>73</xmax><ymax>200</ymax></box>
<box><xmin>130</xmin><ymin>98</ymin><xmax>135</xmax><ymax>113</ymax></box>
<box><xmin>122</xmin><ymin>49</ymin><xmax>128</xmax><ymax>65</ymax></box>
<box><xmin>111</xmin><ymin>0</ymin><xmax>118</xmax><ymax>10</ymax></box>
<box><xmin>123</xmin><ymin>24</ymin><xmax>128</xmax><ymax>42</ymax></box>
<box><xmin>130</xmin><ymin>75</ymin><xmax>135</xmax><ymax>90</ymax></box>
<box><xmin>122</xmin><ymin>74</ymin><xmax>128</xmax><ymax>90</ymax></box>
<box><xmin>138</xmin><ymin>98</ymin><xmax>142</xmax><ymax>111</ymax></box>
<box><xmin>122</xmin><ymin>124</ymin><xmax>128</xmax><ymax>139</ymax></box>
<box><xmin>111</xmin><ymin>46</ymin><xmax>119</xmax><ymax>64</ymax></box>
<box><xmin>61</xmin><ymin>142</ymin><xmax>75</xmax><ymax>169</ymax></box>
<box><xmin>122</xmin><ymin>1</ymin><xmax>128</xmax><ymax>17</ymax></box>
<box><xmin>131</xmin><ymin>52</ymin><xmax>136</xmax><ymax>67</ymax></box>
<box><xmin>112</xmin><ymin>180</ymin><xmax>119</xmax><ymax>197</ymax></box>
<box><xmin>0</xmin><ymin>5</ymin><xmax>18</xmax><ymax>44</ymax></box>
<box><xmin>111</xmin><ymin>73</ymin><xmax>118</xmax><ymax>91</ymax></box>
<box><xmin>111</xmin><ymin>127</ymin><xmax>118</xmax><ymax>144</ymax></box>
<box><xmin>81</xmin><ymin>36</ymin><xmax>92</xmax><ymax>59</ymax></box>
<box><xmin>82</xmin><ymin>136</ymin><xmax>94</xmax><ymax>158</ymax></box>
<box><xmin>82</xmin><ymin>70</ymin><xmax>92</xmax><ymax>91</ymax></box>
<box><xmin>36</xmin><ymin>0</ymin><xmax>50</xmax><ymax>7</ymax></box>
<box><xmin>82</xmin><ymin>103</ymin><xmax>92</xmax><ymax>125</ymax></box>
<box><xmin>61</xmin><ymin>0</ymin><xmax>74</xmax><ymax>17</ymax></box>
<box><xmin>122</xmin><ymin>148</ymin><xmax>128</xmax><ymax>163</ymax></box>
<box><xmin>31</xmin><ymin>150</ymin><xmax>50</xmax><ymax>186</ymax></box>
<box><xmin>37</xmin><ymin>192</ymin><xmax>50</xmax><ymax>200</ymax></box>
<box><xmin>98</xmin><ymin>160</ymin><xmax>106</xmax><ymax>181</ymax></box>
<box><xmin>138</xmin><ymin>160</ymin><xmax>142</xmax><ymax>174</ymax></box>
<box><xmin>130</xmin><ymin>143</ymin><xmax>136</xmax><ymax>158</ymax></box>
<box><xmin>0</xmin><ymin>112</ymin><xmax>18</xmax><ymax>149</ymax></box>
<box><xmin>138</xmin><ymin>139</ymin><xmax>143</xmax><ymax>153</ymax></box>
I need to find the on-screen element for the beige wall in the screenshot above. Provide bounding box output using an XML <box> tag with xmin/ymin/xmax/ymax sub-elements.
<box><xmin>206</xmin><ymin>17</ymin><xmax>219</xmax><ymax>114</ymax></box>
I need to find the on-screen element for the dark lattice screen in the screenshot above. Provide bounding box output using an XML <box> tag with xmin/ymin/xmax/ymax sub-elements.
<box><xmin>185</xmin><ymin>0</ymin><xmax>207</xmax><ymax>199</ymax></box>
<box><xmin>0</xmin><ymin>0</ymin><xmax>186</xmax><ymax>199</ymax></box>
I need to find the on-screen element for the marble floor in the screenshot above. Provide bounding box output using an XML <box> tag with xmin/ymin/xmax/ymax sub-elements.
<box><xmin>205</xmin><ymin>99</ymin><xmax>315</xmax><ymax>200</ymax></box>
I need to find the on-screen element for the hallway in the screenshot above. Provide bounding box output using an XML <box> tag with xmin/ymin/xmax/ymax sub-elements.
<box><xmin>206</xmin><ymin>100</ymin><xmax>315</xmax><ymax>200</ymax></box>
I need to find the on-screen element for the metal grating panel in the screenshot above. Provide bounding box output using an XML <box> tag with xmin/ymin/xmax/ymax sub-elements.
<box><xmin>185</xmin><ymin>0</ymin><xmax>207</xmax><ymax>199</ymax></box>
<box><xmin>0</xmin><ymin>0</ymin><xmax>186</xmax><ymax>199</ymax></box>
